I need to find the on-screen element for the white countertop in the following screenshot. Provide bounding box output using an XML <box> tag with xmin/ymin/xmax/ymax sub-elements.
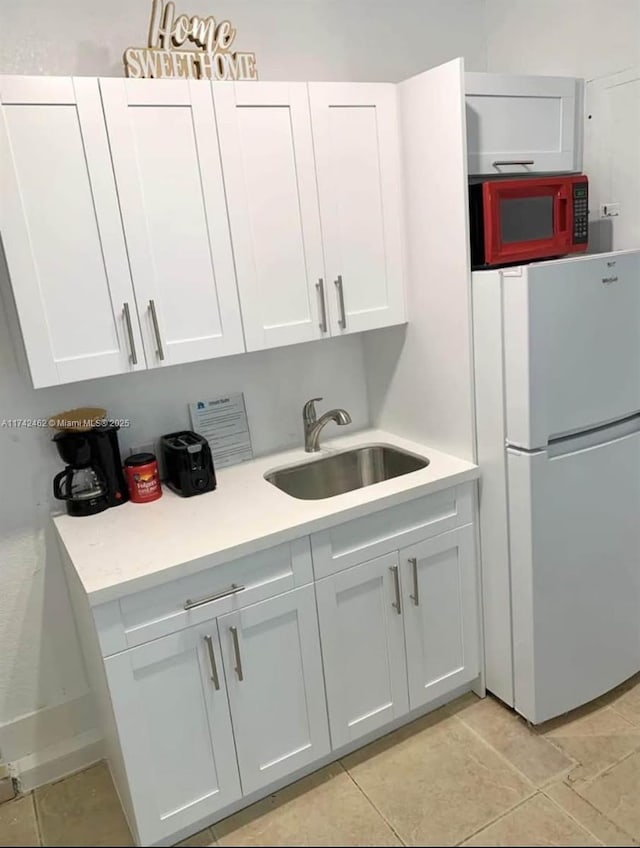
<box><xmin>54</xmin><ymin>429</ymin><xmax>479</xmax><ymax>606</ymax></box>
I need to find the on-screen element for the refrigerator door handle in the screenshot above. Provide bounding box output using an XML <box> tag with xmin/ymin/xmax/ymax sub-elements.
<box><xmin>506</xmin><ymin>445</ymin><xmax>546</xmax><ymax>457</ymax></box>
<box><xmin>546</xmin><ymin>414</ymin><xmax>640</xmax><ymax>459</ymax></box>
<box><xmin>508</xmin><ymin>414</ymin><xmax>640</xmax><ymax>459</ymax></box>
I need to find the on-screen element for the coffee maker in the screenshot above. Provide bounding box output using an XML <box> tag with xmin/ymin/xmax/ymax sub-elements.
<box><xmin>53</xmin><ymin>425</ymin><xmax>129</xmax><ymax>517</ymax></box>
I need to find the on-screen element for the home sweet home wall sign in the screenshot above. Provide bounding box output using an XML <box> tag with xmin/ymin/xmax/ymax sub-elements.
<box><xmin>124</xmin><ymin>0</ymin><xmax>258</xmax><ymax>80</ymax></box>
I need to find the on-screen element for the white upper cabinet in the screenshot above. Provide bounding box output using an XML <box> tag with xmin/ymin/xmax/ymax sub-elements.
<box><xmin>214</xmin><ymin>82</ymin><xmax>327</xmax><ymax>351</ymax></box>
<box><xmin>104</xmin><ymin>621</ymin><xmax>241</xmax><ymax>846</ymax></box>
<box><xmin>465</xmin><ymin>72</ymin><xmax>582</xmax><ymax>175</ymax></box>
<box><xmin>218</xmin><ymin>585</ymin><xmax>330</xmax><ymax>795</ymax></box>
<box><xmin>309</xmin><ymin>83</ymin><xmax>406</xmax><ymax>334</ymax></box>
<box><xmin>1</xmin><ymin>75</ymin><xmax>410</xmax><ymax>385</ymax></box>
<box><xmin>0</xmin><ymin>76</ymin><xmax>144</xmax><ymax>387</ymax></box>
<box><xmin>100</xmin><ymin>78</ymin><xmax>245</xmax><ymax>368</ymax></box>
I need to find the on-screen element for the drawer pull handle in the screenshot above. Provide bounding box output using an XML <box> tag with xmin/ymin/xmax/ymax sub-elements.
<box><xmin>230</xmin><ymin>626</ymin><xmax>244</xmax><ymax>681</ymax></box>
<box><xmin>390</xmin><ymin>565</ymin><xmax>401</xmax><ymax>615</ymax></box>
<box><xmin>409</xmin><ymin>557</ymin><xmax>419</xmax><ymax>606</ymax></box>
<box><xmin>203</xmin><ymin>635</ymin><xmax>220</xmax><ymax>690</ymax></box>
<box><xmin>492</xmin><ymin>159</ymin><xmax>535</xmax><ymax>167</ymax></box>
<box><xmin>184</xmin><ymin>583</ymin><xmax>245</xmax><ymax>610</ymax></box>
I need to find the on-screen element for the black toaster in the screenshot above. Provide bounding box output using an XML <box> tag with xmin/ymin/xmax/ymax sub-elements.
<box><xmin>160</xmin><ymin>431</ymin><xmax>216</xmax><ymax>497</ymax></box>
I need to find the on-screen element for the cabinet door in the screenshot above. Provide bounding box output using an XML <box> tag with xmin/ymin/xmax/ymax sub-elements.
<box><xmin>100</xmin><ymin>78</ymin><xmax>245</xmax><ymax>368</ymax></box>
<box><xmin>309</xmin><ymin>83</ymin><xmax>406</xmax><ymax>334</ymax></box>
<box><xmin>401</xmin><ymin>526</ymin><xmax>480</xmax><ymax>710</ymax></box>
<box><xmin>219</xmin><ymin>585</ymin><xmax>330</xmax><ymax>795</ymax></box>
<box><xmin>214</xmin><ymin>82</ymin><xmax>327</xmax><ymax>350</ymax></box>
<box><xmin>465</xmin><ymin>72</ymin><xmax>581</xmax><ymax>174</ymax></box>
<box><xmin>104</xmin><ymin>621</ymin><xmax>241</xmax><ymax>846</ymax></box>
<box><xmin>316</xmin><ymin>552</ymin><xmax>409</xmax><ymax>749</ymax></box>
<box><xmin>0</xmin><ymin>76</ymin><xmax>144</xmax><ymax>387</ymax></box>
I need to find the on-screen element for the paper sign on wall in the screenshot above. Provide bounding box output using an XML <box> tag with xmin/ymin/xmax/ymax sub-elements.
<box><xmin>189</xmin><ymin>393</ymin><xmax>254</xmax><ymax>469</ymax></box>
<box><xmin>124</xmin><ymin>0</ymin><xmax>258</xmax><ymax>80</ymax></box>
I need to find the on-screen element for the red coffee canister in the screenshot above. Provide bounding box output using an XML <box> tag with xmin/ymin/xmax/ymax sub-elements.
<box><xmin>124</xmin><ymin>453</ymin><xmax>162</xmax><ymax>503</ymax></box>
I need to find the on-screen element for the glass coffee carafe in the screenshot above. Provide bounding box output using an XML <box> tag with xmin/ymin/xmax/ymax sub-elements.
<box><xmin>52</xmin><ymin>432</ymin><xmax>110</xmax><ymax>517</ymax></box>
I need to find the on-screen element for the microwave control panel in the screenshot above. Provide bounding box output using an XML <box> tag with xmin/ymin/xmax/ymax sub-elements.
<box><xmin>573</xmin><ymin>182</ymin><xmax>589</xmax><ymax>244</ymax></box>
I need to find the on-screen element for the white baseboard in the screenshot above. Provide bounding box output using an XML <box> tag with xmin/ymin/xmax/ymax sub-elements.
<box><xmin>0</xmin><ymin>692</ymin><xmax>104</xmax><ymax>791</ymax></box>
<box><xmin>9</xmin><ymin>730</ymin><xmax>104</xmax><ymax>793</ymax></box>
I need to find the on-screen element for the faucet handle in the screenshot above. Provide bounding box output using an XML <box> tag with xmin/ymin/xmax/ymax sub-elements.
<box><xmin>303</xmin><ymin>397</ymin><xmax>323</xmax><ymax>425</ymax></box>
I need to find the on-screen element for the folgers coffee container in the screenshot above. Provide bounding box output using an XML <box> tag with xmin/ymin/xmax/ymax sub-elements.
<box><xmin>124</xmin><ymin>453</ymin><xmax>162</xmax><ymax>503</ymax></box>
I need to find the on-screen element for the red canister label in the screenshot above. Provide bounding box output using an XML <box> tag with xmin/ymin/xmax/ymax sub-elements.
<box><xmin>125</xmin><ymin>459</ymin><xmax>162</xmax><ymax>503</ymax></box>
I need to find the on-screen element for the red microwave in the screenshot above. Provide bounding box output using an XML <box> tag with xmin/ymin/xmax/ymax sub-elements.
<box><xmin>469</xmin><ymin>175</ymin><xmax>589</xmax><ymax>269</ymax></box>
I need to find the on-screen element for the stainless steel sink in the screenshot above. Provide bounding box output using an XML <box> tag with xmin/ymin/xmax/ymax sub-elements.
<box><xmin>265</xmin><ymin>444</ymin><xmax>429</xmax><ymax>500</ymax></box>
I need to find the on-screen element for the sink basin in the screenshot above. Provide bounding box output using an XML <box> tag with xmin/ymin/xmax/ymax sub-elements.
<box><xmin>265</xmin><ymin>444</ymin><xmax>429</xmax><ymax>500</ymax></box>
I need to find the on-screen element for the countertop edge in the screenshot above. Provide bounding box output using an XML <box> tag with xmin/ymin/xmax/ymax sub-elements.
<box><xmin>64</xmin><ymin>465</ymin><xmax>479</xmax><ymax>607</ymax></box>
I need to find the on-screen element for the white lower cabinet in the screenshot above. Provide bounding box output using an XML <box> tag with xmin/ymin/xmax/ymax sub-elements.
<box><xmin>79</xmin><ymin>487</ymin><xmax>480</xmax><ymax>846</ymax></box>
<box><xmin>218</xmin><ymin>585</ymin><xmax>330</xmax><ymax>795</ymax></box>
<box><xmin>104</xmin><ymin>622</ymin><xmax>241</xmax><ymax>846</ymax></box>
<box><xmin>104</xmin><ymin>585</ymin><xmax>329</xmax><ymax>844</ymax></box>
<box><xmin>315</xmin><ymin>552</ymin><xmax>409</xmax><ymax>748</ymax></box>
<box><xmin>317</xmin><ymin>525</ymin><xmax>480</xmax><ymax>747</ymax></box>
<box><xmin>401</xmin><ymin>525</ymin><xmax>480</xmax><ymax>708</ymax></box>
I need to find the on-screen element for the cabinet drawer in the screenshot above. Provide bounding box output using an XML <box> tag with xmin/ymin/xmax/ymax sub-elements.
<box><xmin>311</xmin><ymin>484</ymin><xmax>473</xmax><ymax>579</ymax></box>
<box><xmin>105</xmin><ymin>538</ymin><xmax>313</xmax><ymax>652</ymax></box>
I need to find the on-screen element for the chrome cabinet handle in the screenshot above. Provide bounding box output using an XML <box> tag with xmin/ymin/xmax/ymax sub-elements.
<box><xmin>230</xmin><ymin>626</ymin><xmax>244</xmax><ymax>681</ymax></box>
<box><xmin>390</xmin><ymin>565</ymin><xmax>401</xmax><ymax>615</ymax></box>
<box><xmin>335</xmin><ymin>275</ymin><xmax>347</xmax><ymax>329</ymax></box>
<box><xmin>203</xmin><ymin>635</ymin><xmax>220</xmax><ymax>690</ymax></box>
<box><xmin>409</xmin><ymin>557</ymin><xmax>419</xmax><ymax>606</ymax></box>
<box><xmin>148</xmin><ymin>299</ymin><xmax>165</xmax><ymax>361</ymax></box>
<box><xmin>123</xmin><ymin>302</ymin><xmax>137</xmax><ymax>365</ymax></box>
<box><xmin>492</xmin><ymin>160</ymin><xmax>535</xmax><ymax>167</ymax></box>
<box><xmin>316</xmin><ymin>278</ymin><xmax>328</xmax><ymax>333</ymax></box>
<box><xmin>184</xmin><ymin>583</ymin><xmax>245</xmax><ymax>611</ymax></box>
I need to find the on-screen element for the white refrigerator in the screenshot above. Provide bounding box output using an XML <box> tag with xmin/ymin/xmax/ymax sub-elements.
<box><xmin>473</xmin><ymin>249</ymin><xmax>640</xmax><ymax>724</ymax></box>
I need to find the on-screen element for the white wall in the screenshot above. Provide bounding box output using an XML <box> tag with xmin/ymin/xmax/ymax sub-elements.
<box><xmin>0</xmin><ymin>0</ymin><xmax>487</xmax><ymax>81</ymax></box>
<box><xmin>0</xmin><ymin>0</ymin><xmax>487</xmax><ymax>775</ymax></box>
<box><xmin>485</xmin><ymin>0</ymin><xmax>640</xmax><ymax>79</ymax></box>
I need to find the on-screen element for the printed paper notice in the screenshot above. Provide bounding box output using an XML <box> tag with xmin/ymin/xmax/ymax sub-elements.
<box><xmin>189</xmin><ymin>393</ymin><xmax>253</xmax><ymax>469</ymax></box>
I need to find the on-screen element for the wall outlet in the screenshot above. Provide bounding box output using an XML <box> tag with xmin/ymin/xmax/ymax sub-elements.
<box><xmin>600</xmin><ymin>202</ymin><xmax>620</xmax><ymax>218</ymax></box>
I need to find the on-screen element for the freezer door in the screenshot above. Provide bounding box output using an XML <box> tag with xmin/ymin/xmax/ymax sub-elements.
<box><xmin>507</xmin><ymin>417</ymin><xmax>640</xmax><ymax>724</ymax></box>
<box><xmin>503</xmin><ymin>250</ymin><xmax>640</xmax><ymax>449</ymax></box>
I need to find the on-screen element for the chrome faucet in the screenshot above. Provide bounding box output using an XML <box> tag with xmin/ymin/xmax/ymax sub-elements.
<box><xmin>303</xmin><ymin>397</ymin><xmax>352</xmax><ymax>452</ymax></box>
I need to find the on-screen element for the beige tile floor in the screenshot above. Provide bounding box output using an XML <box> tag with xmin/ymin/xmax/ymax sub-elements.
<box><xmin>3</xmin><ymin>677</ymin><xmax>640</xmax><ymax>847</ymax></box>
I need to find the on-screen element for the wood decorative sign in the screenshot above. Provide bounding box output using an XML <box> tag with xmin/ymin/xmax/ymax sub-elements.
<box><xmin>124</xmin><ymin>0</ymin><xmax>258</xmax><ymax>80</ymax></box>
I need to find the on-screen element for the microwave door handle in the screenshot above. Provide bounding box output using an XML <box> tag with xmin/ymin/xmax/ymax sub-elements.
<box><xmin>555</xmin><ymin>194</ymin><xmax>569</xmax><ymax>237</ymax></box>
